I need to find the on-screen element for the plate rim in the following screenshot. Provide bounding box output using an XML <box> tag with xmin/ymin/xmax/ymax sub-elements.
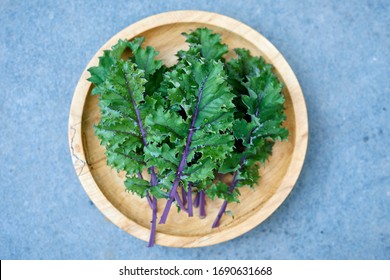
<box><xmin>68</xmin><ymin>10</ymin><xmax>308</xmax><ymax>248</ymax></box>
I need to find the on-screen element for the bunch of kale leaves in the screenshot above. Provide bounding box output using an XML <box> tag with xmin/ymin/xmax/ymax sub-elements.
<box><xmin>88</xmin><ymin>28</ymin><xmax>288</xmax><ymax>247</ymax></box>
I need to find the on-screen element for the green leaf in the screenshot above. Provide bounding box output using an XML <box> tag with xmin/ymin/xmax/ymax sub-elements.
<box><xmin>94</xmin><ymin>59</ymin><xmax>150</xmax><ymax>175</ymax></box>
<box><xmin>206</xmin><ymin>181</ymin><xmax>239</xmax><ymax>203</ymax></box>
<box><xmin>127</xmin><ymin>37</ymin><xmax>145</xmax><ymax>52</ymax></box>
<box><xmin>244</xmin><ymin>74</ymin><xmax>285</xmax><ymax>121</ymax></box>
<box><xmin>145</xmin><ymin>107</ymin><xmax>188</xmax><ymax>145</ymax></box>
<box><xmin>149</xmin><ymin>184</ymin><xmax>169</xmax><ymax>199</ymax></box>
<box><xmin>236</xmin><ymin>164</ymin><xmax>261</xmax><ymax>189</ymax></box>
<box><xmin>226</xmin><ymin>48</ymin><xmax>274</xmax><ymax>118</ymax></box>
<box><xmin>88</xmin><ymin>40</ymin><xmax>131</xmax><ymax>94</ymax></box>
<box><xmin>124</xmin><ymin>177</ymin><xmax>150</xmax><ymax>198</ymax></box>
<box><xmin>110</xmin><ymin>39</ymin><xmax>131</xmax><ymax>59</ymax></box>
<box><xmin>185</xmin><ymin>158</ymin><xmax>215</xmax><ymax>183</ymax></box>
<box><xmin>245</xmin><ymin>139</ymin><xmax>275</xmax><ymax>167</ymax></box>
<box><xmin>232</xmin><ymin>119</ymin><xmax>257</xmax><ymax>141</ymax></box>
<box><xmin>253</xmin><ymin>120</ymin><xmax>289</xmax><ymax>141</ymax></box>
<box><xmin>150</xmin><ymin>57</ymin><xmax>235</xmax><ymax>188</ymax></box>
<box><xmin>144</xmin><ymin>143</ymin><xmax>180</xmax><ymax>173</ymax></box>
<box><xmin>177</xmin><ymin>27</ymin><xmax>229</xmax><ymax>61</ymax></box>
<box><xmin>132</xmin><ymin>46</ymin><xmax>162</xmax><ymax>77</ymax></box>
<box><xmin>126</xmin><ymin>37</ymin><xmax>163</xmax><ymax>99</ymax></box>
<box><xmin>219</xmin><ymin>153</ymin><xmax>242</xmax><ymax>173</ymax></box>
<box><xmin>221</xmin><ymin>49</ymin><xmax>288</xmax><ymax>190</ymax></box>
<box><xmin>227</xmin><ymin>48</ymin><xmax>271</xmax><ymax>81</ymax></box>
<box><xmin>127</xmin><ymin>37</ymin><xmax>162</xmax><ymax>77</ymax></box>
<box><xmin>145</xmin><ymin>65</ymin><xmax>167</xmax><ymax>97</ymax></box>
<box><xmin>94</xmin><ymin>123</ymin><xmax>143</xmax><ymax>151</ymax></box>
<box><xmin>88</xmin><ymin>38</ymin><xmax>163</xmax><ymax>97</ymax></box>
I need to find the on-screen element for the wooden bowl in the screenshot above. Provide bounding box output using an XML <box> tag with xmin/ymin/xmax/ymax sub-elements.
<box><xmin>68</xmin><ymin>10</ymin><xmax>308</xmax><ymax>247</ymax></box>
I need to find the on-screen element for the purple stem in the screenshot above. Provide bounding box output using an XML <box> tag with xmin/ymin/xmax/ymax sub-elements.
<box><xmin>124</xmin><ymin>74</ymin><xmax>147</xmax><ymax>147</ymax></box>
<box><xmin>147</xmin><ymin>197</ymin><xmax>157</xmax><ymax>247</ymax></box>
<box><xmin>146</xmin><ymin>194</ymin><xmax>153</xmax><ymax>209</ymax></box>
<box><xmin>211</xmin><ymin>172</ymin><xmax>239</xmax><ymax>228</ymax></box>
<box><xmin>212</xmin><ymin>91</ymin><xmax>263</xmax><ymax>228</ymax></box>
<box><xmin>199</xmin><ymin>190</ymin><xmax>206</xmax><ymax>219</ymax></box>
<box><xmin>147</xmin><ymin>167</ymin><xmax>158</xmax><ymax>247</ymax></box>
<box><xmin>212</xmin><ymin>157</ymin><xmax>246</xmax><ymax>228</ymax></box>
<box><xmin>159</xmin><ymin>75</ymin><xmax>209</xmax><ymax>224</ymax></box>
<box><xmin>187</xmin><ymin>184</ymin><xmax>193</xmax><ymax>217</ymax></box>
<box><xmin>174</xmin><ymin>192</ymin><xmax>188</xmax><ymax>213</ymax></box>
<box><xmin>194</xmin><ymin>192</ymin><xmax>200</xmax><ymax>208</ymax></box>
<box><xmin>124</xmin><ymin>73</ymin><xmax>159</xmax><ymax>246</ymax></box>
<box><xmin>124</xmin><ymin>71</ymin><xmax>158</xmax><ymax>186</ymax></box>
<box><xmin>149</xmin><ymin>166</ymin><xmax>157</xmax><ymax>186</ymax></box>
<box><xmin>181</xmin><ymin>186</ymin><xmax>187</xmax><ymax>206</ymax></box>
<box><xmin>139</xmin><ymin>170</ymin><xmax>155</xmax><ymax>215</ymax></box>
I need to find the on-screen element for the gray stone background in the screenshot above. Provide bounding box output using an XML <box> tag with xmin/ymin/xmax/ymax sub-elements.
<box><xmin>0</xmin><ymin>0</ymin><xmax>389</xmax><ymax>259</ymax></box>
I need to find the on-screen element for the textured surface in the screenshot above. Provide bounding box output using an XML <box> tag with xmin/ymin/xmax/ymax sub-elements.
<box><xmin>0</xmin><ymin>0</ymin><xmax>389</xmax><ymax>259</ymax></box>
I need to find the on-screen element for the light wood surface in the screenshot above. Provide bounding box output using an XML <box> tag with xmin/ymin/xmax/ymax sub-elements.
<box><xmin>68</xmin><ymin>10</ymin><xmax>308</xmax><ymax>247</ymax></box>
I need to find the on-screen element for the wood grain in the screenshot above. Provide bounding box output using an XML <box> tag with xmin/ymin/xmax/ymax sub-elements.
<box><xmin>68</xmin><ymin>10</ymin><xmax>308</xmax><ymax>247</ymax></box>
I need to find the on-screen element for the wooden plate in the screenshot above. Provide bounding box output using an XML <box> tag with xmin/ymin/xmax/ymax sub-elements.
<box><xmin>68</xmin><ymin>10</ymin><xmax>308</xmax><ymax>247</ymax></box>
